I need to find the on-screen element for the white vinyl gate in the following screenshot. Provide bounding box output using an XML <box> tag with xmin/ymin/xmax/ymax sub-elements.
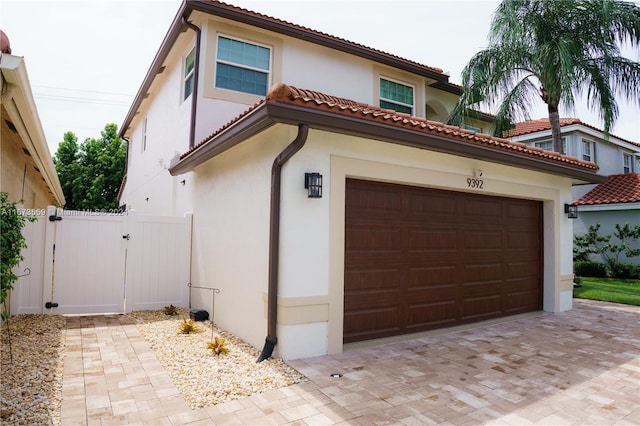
<box><xmin>10</xmin><ymin>207</ymin><xmax>192</xmax><ymax>315</ymax></box>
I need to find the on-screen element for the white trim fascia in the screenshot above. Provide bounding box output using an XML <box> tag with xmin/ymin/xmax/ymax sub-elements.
<box><xmin>578</xmin><ymin>202</ymin><xmax>640</xmax><ymax>212</ymax></box>
<box><xmin>1</xmin><ymin>54</ymin><xmax>65</xmax><ymax>205</ymax></box>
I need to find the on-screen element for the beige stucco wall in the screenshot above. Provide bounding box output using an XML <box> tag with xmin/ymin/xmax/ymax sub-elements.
<box><xmin>187</xmin><ymin>122</ymin><xmax>576</xmax><ymax>360</ymax></box>
<box><xmin>1</xmin><ymin>114</ymin><xmax>58</xmax><ymax>208</ymax></box>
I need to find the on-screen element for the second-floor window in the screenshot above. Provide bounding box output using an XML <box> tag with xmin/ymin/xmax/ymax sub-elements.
<box><xmin>184</xmin><ymin>48</ymin><xmax>195</xmax><ymax>100</ymax></box>
<box><xmin>623</xmin><ymin>152</ymin><xmax>633</xmax><ymax>173</ymax></box>
<box><xmin>215</xmin><ymin>36</ymin><xmax>271</xmax><ymax>96</ymax></box>
<box><xmin>142</xmin><ymin>117</ymin><xmax>148</xmax><ymax>152</ymax></box>
<box><xmin>379</xmin><ymin>78</ymin><xmax>414</xmax><ymax>114</ymax></box>
<box><xmin>534</xmin><ymin>137</ymin><xmax>566</xmax><ymax>154</ymax></box>
<box><xmin>582</xmin><ymin>140</ymin><xmax>595</xmax><ymax>162</ymax></box>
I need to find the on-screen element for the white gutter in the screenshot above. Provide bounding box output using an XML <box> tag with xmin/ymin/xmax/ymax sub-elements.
<box><xmin>0</xmin><ymin>54</ymin><xmax>65</xmax><ymax>205</ymax></box>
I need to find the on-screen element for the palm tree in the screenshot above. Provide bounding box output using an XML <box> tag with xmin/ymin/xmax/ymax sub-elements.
<box><xmin>449</xmin><ymin>0</ymin><xmax>640</xmax><ymax>153</ymax></box>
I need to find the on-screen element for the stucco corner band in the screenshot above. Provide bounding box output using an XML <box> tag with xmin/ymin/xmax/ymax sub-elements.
<box><xmin>559</xmin><ymin>274</ymin><xmax>575</xmax><ymax>292</ymax></box>
<box><xmin>262</xmin><ymin>293</ymin><xmax>330</xmax><ymax>325</ymax></box>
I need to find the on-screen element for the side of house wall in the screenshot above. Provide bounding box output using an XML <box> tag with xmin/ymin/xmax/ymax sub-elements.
<box><xmin>573</xmin><ymin>205</ymin><xmax>640</xmax><ymax>266</ymax></box>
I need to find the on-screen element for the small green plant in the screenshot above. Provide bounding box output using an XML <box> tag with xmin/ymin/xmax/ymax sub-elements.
<box><xmin>178</xmin><ymin>318</ymin><xmax>202</xmax><ymax>334</ymax></box>
<box><xmin>1</xmin><ymin>192</ymin><xmax>36</xmax><ymax>323</ymax></box>
<box><xmin>164</xmin><ymin>304</ymin><xmax>178</xmax><ymax>316</ymax></box>
<box><xmin>207</xmin><ymin>337</ymin><xmax>229</xmax><ymax>356</ymax></box>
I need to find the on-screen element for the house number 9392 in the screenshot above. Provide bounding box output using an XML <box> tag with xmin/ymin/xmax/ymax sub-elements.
<box><xmin>467</xmin><ymin>177</ymin><xmax>484</xmax><ymax>189</ymax></box>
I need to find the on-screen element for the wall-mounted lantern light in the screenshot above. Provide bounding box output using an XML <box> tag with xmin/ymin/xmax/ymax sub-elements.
<box><xmin>304</xmin><ymin>173</ymin><xmax>323</xmax><ymax>198</ymax></box>
<box><xmin>564</xmin><ymin>203</ymin><xmax>578</xmax><ymax>219</ymax></box>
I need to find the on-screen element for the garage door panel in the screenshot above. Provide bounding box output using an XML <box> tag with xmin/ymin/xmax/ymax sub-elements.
<box><xmin>344</xmin><ymin>306</ymin><xmax>401</xmax><ymax>341</ymax></box>
<box><xmin>407</xmin><ymin>228</ymin><xmax>457</xmax><ymax>251</ymax></box>
<box><xmin>344</xmin><ymin>179</ymin><xmax>542</xmax><ymax>343</ymax></box>
<box><xmin>409</xmin><ymin>191</ymin><xmax>458</xmax><ymax>217</ymax></box>
<box><xmin>346</xmin><ymin>226</ymin><xmax>403</xmax><ymax>252</ymax></box>
<box><xmin>407</xmin><ymin>266</ymin><xmax>456</xmax><ymax>290</ymax></box>
<box><xmin>344</xmin><ymin>268</ymin><xmax>402</xmax><ymax>293</ymax></box>
<box><xmin>407</xmin><ymin>300</ymin><xmax>458</xmax><ymax>329</ymax></box>
<box><xmin>462</xmin><ymin>230</ymin><xmax>504</xmax><ymax>251</ymax></box>
<box><xmin>461</xmin><ymin>295</ymin><xmax>503</xmax><ymax>321</ymax></box>
<box><xmin>463</xmin><ymin>198</ymin><xmax>503</xmax><ymax>219</ymax></box>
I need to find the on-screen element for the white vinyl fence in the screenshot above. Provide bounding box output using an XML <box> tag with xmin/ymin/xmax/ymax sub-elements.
<box><xmin>10</xmin><ymin>207</ymin><xmax>192</xmax><ymax>315</ymax></box>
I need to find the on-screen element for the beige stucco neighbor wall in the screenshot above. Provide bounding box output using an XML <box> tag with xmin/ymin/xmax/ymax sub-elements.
<box><xmin>187</xmin><ymin>123</ymin><xmax>576</xmax><ymax>360</ymax></box>
<box><xmin>1</xmin><ymin>125</ymin><xmax>57</xmax><ymax>208</ymax></box>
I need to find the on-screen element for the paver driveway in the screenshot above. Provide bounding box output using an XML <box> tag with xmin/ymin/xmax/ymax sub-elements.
<box><xmin>61</xmin><ymin>299</ymin><xmax>639</xmax><ymax>425</ymax></box>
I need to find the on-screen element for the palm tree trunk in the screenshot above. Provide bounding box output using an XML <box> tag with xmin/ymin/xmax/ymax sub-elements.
<box><xmin>548</xmin><ymin>104</ymin><xmax>563</xmax><ymax>153</ymax></box>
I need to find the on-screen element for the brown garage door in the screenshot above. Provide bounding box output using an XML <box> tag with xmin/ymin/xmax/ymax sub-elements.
<box><xmin>344</xmin><ymin>179</ymin><xmax>542</xmax><ymax>343</ymax></box>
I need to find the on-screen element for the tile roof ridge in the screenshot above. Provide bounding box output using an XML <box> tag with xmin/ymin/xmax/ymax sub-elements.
<box><xmin>208</xmin><ymin>1</ymin><xmax>445</xmax><ymax>74</ymax></box>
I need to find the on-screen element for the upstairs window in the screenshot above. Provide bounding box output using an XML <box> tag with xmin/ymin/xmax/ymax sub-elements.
<box><xmin>142</xmin><ymin>117</ymin><xmax>148</xmax><ymax>152</ymax></box>
<box><xmin>534</xmin><ymin>137</ymin><xmax>566</xmax><ymax>154</ymax></box>
<box><xmin>184</xmin><ymin>48</ymin><xmax>195</xmax><ymax>100</ymax></box>
<box><xmin>464</xmin><ymin>125</ymin><xmax>482</xmax><ymax>133</ymax></box>
<box><xmin>582</xmin><ymin>140</ymin><xmax>595</xmax><ymax>162</ymax></box>
<box><xmin>379</xmin><ymin>78</ymin><xmax>414</xmax><ymax>114</ymax></box>
<box><xmin>623</xmin><ymin>152</ymin><xmax>633</xmax><ymax>173</ymax></box>
<box><xmin>215</xmin><ymin>36</ymin><xmax>271</xmax><ymax>96</ymax></box>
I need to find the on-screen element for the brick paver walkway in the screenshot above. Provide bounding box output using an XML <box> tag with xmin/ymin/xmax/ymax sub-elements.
<box><xmin>61</xmin><ymin>299</ymin><xmax>640</xmax><ymax>425</ymax></box>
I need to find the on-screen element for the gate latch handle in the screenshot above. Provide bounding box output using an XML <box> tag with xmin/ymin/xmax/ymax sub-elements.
<box><xmin>122</xmin><ymin>234</ymin><xmax>130</xmax><ymax>240</ymax></box>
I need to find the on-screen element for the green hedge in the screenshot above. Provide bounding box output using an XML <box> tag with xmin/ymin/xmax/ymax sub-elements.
<box><xmin>574</xmin><ymin>261</ymin><xmax>608</xmax><ymax>278</ymax></box>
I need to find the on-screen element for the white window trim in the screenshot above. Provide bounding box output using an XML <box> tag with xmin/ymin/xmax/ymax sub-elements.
<box><xmin>142</xmin><ymin>117</ymin><xmax>147</xmax><ymax>153</ymax></box>
<box><xmin>379</xmin><ymin>76</ymin><xmax>415</xmax><ymax>114</ymax></box>
<box><xmin>214</xmin><ymin>34</ymin><xmax>272</xmax><ymax>96</ymax></box>
<box><xmin>534</xmin><ymin>137</ymin><xmax>566</xmax><ymax>154</ymax></box>
<box><xmin>183</xmin><ymin>47</ymin><xmax>195</xmax><ymax>101</ymax></box>
<box><xmin>623</xmin><ymin>152</ymin><xmax>633</xmax><ymax>173</ymax></box>
<box><xmin>582</xmin><ymin>140</ymin><xmax>595</xmax><ymax>162</ymax></box>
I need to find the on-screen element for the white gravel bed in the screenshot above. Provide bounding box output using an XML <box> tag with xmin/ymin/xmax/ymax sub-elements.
<box><xmin>0</xmin><ymin>310</ymin><xmax>306</xmax><ymax>424</ymax></box>
<box><xmin>1</xmin><ymin>314</ymin><xmax>66</xmax><ymax>426</ymax></box>
<box><xmin>129</xmin><ymin>308</ymin><xmax>307</xmax><ymax>409</ymax></box>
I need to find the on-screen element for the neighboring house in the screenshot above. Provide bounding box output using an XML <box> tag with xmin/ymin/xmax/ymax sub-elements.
<box><xmin>119</xmin><ymin>1</ymin><xmax>603</xmax><ymax>360</ymax></box>
<box><xmin>1</xmin><ymin>33</ymin><xmax>64</xmax><ymax>208</ymax></box>
<box><xmin>574</xmin><ymin>173</ymin><xmax>640</xmax><ymax>266</ymax></box>
<box><xmin>505</xmin><ymin>118</ymin><xmax>640</xmax><ymax>200</ymax></box>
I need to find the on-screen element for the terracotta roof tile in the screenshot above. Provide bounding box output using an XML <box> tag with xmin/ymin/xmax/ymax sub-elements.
<box><xmin>575</xmin><ymin>173</ymin><xmax>640</xmax><ymax>205</ymax></box>
<box><xmin>182</xmin><ymin>83</ymin><xmax>599</xmax><ymax>173</ymax></box>
<box><xmin>504</xmin><ymin>118</ymin><xmax>640</xmax><ymax>147</ymax></box>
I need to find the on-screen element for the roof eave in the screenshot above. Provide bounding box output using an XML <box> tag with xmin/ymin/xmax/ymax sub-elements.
<box><xmin>1</xmin><ymin>54</ymin><xmax>66</xmax><ymax>205</ymax></box>
<box><xmin>171</xmin><ymin>101</ymin><xmax>605</xmax><ymax>184</ymax></box>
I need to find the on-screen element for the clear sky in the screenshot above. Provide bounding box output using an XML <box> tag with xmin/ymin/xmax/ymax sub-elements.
<box><xmin>2</xmin><ymin>0</ymin><xmax>639</xmax><ymax>156</ymax></box>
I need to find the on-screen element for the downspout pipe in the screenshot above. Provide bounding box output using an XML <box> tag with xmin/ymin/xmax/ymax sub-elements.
<box><xmin>182</xmin><ymin>16</ymin><xmax>201</xmax><ymax>149</ymax></box>
<box><xmin>257</xmin><ymin>123</ymin><xmax>309</xmax><ymax>362</ymax></box>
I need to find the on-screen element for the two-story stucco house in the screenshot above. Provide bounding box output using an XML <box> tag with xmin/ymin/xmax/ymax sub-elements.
<box><xmin>506</xmin><ymin>118</ymin><xmax>640</xmax><ymax>267</ymax></box>
<box><xmin>505</xmin><ymin>118</ymin><xmax>640</xmax><ymax>199</ymax></box>
<box><xmin>118</xmin><ymin>0</ymin><xmax>603</xmax><ymax>361</ymax></box>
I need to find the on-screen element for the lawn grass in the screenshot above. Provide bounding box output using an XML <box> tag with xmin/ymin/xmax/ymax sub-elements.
<box><xmin>573</xmin><ymin>277</ymin><xmax>640</xmax><ymax>306</ymax></box>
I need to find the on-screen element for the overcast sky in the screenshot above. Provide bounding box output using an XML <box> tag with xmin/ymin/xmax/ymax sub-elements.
<box><xmin>2</xmin><ymin>0</ymin><xmax>639</xmax><ymax>156</ymax></box>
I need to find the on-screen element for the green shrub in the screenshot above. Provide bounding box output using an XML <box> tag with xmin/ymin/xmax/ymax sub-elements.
<box><xmin>607</xmin><ymin>261</ymin><xmax>640</xmax><ymax>279</ymax></box>
<box><xmin>574</xmin><ymin>261</ymin><xmax>608</xmax><ymax>278</ymax></box>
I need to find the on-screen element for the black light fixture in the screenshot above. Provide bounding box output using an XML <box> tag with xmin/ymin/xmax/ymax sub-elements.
<box><xmin>304</xmin><ymin>173</ymin><xmax>323</xmax><ymax>198</ymax></box>
<box><xmin>564</xmin><ymin>203</ymin><xmax>578</xmax><ymax>219</ymax></box>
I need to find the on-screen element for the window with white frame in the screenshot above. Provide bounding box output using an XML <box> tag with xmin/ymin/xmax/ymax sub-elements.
<box><xmin>142</xmin><ymin>117</ymin><xmax>148</xmax><ymax>152</ymax></box>
<box><xmin>379</xmin><ymin>77</ymin><xmax>414</xmax><ymax>114</ymax></box>
<box><xmin>464</xmin><ymin>125</ymin><xmax>482</xmax><ymax>133</ymax></box>
<box><xmin>184</xmin><ymin>48</ymin><xmax>195</xmax><ymax>100</ymax></box>
<box><xmin>623</xmin><ymin>152</ymin><xmax>633</xmax><ymax>173</ymax></box>
<box><xmin>215</xmin><ymin>35</ymin><xmax>271</xmax><ymax>96</ymax></box>
<box><xmin>534</xmin><ymin>137</ymin><xmax>566</xmax><ymax>154</ymax></box>
<box><xmin>582</xmin><ymin>140</ymin><xmax>595</xmax><ymax>162</ymax></box>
